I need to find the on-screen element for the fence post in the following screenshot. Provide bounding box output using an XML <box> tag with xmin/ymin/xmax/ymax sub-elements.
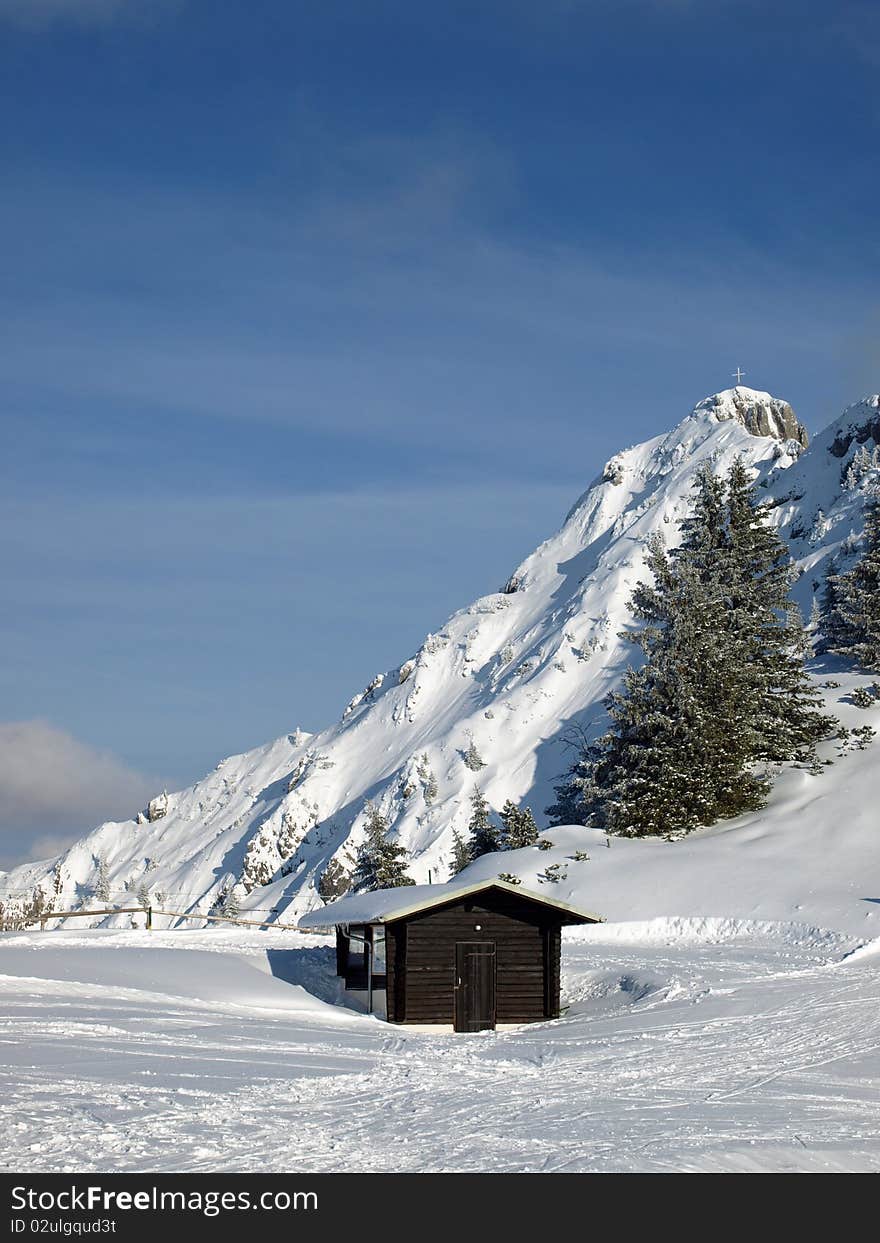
<box><xmin>146</xmin><ymin>906</ymin><xmax>152</xmax><ymax>931</ymax></box>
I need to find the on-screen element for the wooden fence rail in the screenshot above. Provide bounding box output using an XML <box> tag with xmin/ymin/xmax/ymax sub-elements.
<box><xmin>153</xmin><ymin>909</ymin><xmax>302</xmax><ymax>932</ymax></box>
<box><xmin>39</xmin><ymin>906</ymin><xmax>147</xmax><ymax>930</ymax></box>
<box><xmin>35</xmin><ymin>907</ymin><xmax>303</xmax><ymax>933</ymax></box>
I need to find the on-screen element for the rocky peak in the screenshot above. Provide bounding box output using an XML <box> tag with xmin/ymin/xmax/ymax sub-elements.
<box><xmin>827</xmin><ymin>394</ymin><xmax>880</xmax><ymax>459</ymax></box>
<box><xmin>694</xmin><ymin>387</ymin><xmax>809</xmax><ymax>449</ymax></box>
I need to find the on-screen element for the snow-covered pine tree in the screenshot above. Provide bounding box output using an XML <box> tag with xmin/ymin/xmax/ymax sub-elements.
<box><xmin>219</xmin><ymin>882</ymin><xmax>240</xmax><ymax>918</ymax></box>
<box><xmin>467</xmin><ymin>786</ymin><xmax>500</xmax><ymax>860</ymax></box>
<box><xmin>448</xmin><ymin>829</ymin><xmax>471</xmax><ymax>876</ymax></box>
<box><xmin>351</xmin><ymin>801</ymin><xmax>415</xmax><ymax>891</ymax></box>
<box><xmin>351</xmin><ymin>801</ymin><xmax>386</xmax><ymax>891</ymax></box>
<box><xmin>463</xmin><ymin>737</ymin><xmax>486</xmax><ymax>771</ymax></box>
<box><xmin>585</xmin><ymin>471</ymin><xmax>766</xmax><ymax>835</ymax></box>
<box><xmin>816</xmin><ymin>555</ymin><xmax>853</xmax><ymax>656</ymax></box>
<box><xmin>828</xmin><ymin>500</ymin><xmax>880</xmax><ymax>670</ymax></box>
<box><xmin>545</xmin><ymin>729</ymin><xmax>594</xmax><ymax>827</ymax></box>
<box><xmin>94</xmin><ymin>857</ymin><xmax>111</xmax><ymax>903</ymax></box>
<box><xmin>374</xmin><ymin>834</ymin><xmax>415</xmax><ymax>889</ymax></box>
<box><xmin>723</xmin><ymin>458</ymin><xmax>834</xmax><ymax>761</ymax></box>
<box><xmin>547</xmin><ymin>461</ymin><xmax>834</xmax><ymax>837</ymax></box>
<box><xmin>498</xmin><ymin>799</ymin><xmax>539</xmax><ymax>848</ymax></box>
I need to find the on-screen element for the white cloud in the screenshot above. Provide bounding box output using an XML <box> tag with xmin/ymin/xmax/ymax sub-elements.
<box><xmin>0</xmin><ymin>720</ymin><xmax>158</xmax><ymax>866</ymax></box>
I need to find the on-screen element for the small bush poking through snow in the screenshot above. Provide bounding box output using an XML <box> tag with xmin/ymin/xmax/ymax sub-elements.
<box><xmin>850</xmin><ymin>725</ymin><xmax>876</xmax><ymax>749</ymax></box>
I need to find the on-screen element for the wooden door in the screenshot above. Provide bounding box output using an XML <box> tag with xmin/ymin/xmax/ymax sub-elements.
<box><xmin>454</xmin><ymin>942</ymin><xmax>496</xmax><ymax>1032</ymax></box>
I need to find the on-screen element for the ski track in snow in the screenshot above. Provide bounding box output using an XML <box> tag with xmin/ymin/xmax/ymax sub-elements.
<box><xmin>3</xmin><ymin>923</ymin><xmax>879</xmax><ymax>1174</ymax></box>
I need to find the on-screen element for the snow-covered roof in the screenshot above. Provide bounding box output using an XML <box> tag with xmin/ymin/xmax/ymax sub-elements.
<box><xmin>297</xmin><ymin>877</ymin><xmax>603</xmax><ymax>930</ymax></box>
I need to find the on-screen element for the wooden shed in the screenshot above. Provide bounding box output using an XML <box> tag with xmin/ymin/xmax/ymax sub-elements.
<box><xmin>298</xmin><ymin>879</ymin><xmax>602</xmax><ymax>1031</ymax></box>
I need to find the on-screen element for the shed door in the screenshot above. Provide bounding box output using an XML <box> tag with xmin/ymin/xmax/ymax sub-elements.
<box><xmin>454</xmin><ymin>942</ymin><xmax>496</xmax><ymax>1032</ymax></box>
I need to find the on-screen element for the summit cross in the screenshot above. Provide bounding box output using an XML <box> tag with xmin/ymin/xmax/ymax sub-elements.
<box><xmin>732</xmin><ymin>367</ymin><xmax>746</xmax><ymax>385</ymax></box>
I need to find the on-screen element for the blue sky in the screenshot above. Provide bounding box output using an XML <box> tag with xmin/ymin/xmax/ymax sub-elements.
<box><xmin>1</xmin><ymin>0</ymin><xmax>878</xmax><ymax>866</ymax></box>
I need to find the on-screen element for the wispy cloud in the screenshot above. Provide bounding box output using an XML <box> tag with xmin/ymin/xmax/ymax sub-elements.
<box><xmin>0</xmin><ymin>720</ymin><xmax>159</xmax><ymax>868</ymax></box>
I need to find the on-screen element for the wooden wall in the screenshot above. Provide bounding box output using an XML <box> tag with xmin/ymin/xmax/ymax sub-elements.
<box><xmin>385</xmin><ymin>890</ymin><xmax>567</xmax><ymax>1026</ymax></box>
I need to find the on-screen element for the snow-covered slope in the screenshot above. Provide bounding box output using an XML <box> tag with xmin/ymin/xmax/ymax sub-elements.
<box><xmin>4</xmin><ymin>388</ymin><xmax>879</xmax><ymax>927</ymax></box>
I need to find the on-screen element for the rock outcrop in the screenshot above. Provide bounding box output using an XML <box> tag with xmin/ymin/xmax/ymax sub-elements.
<box><xmin>696</xmin><ymin>386</ymin><xmax>809</xmax><ymax>449</ymax></box>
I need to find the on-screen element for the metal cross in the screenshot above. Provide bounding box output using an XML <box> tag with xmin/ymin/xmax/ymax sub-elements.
<box><xmin>732</xmin><ymin>366</ymin><xmax>746</xmax><ymax>385</ymax></box>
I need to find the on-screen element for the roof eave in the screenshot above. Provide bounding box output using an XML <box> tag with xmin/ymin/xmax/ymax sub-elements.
<box><xmin>297</xmin><ymin>879</ymin><xmax>603</xmax><ymax>931</ymax></box>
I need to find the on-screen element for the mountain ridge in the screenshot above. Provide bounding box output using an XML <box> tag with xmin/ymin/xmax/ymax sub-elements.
<box><xmin>4</xmin><ymin>387</ymin><xmax>878</xmax><ymax>926</ymax></box>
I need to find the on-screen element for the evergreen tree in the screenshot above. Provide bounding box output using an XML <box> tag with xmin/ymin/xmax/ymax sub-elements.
<box><xmin>351</xmin><ymin>801</ymin><xmax>387</xmax><ymax>891</ymax></box>
<box><xmin>351</xmin><ymin>801</ymin><xmax>415</xmax><ymax>891</ymax></box>
<box><xmin>826</xmin><ymin>500</ymin><xmax>880</xmax><ymax>671</ymax></box>
<box><xmin>498</xmin><ymin>799</ymin><xmax>540</xmax><ymax>848</ymax></box>
<box><xmin>815</xmin><ymin>556</ymin><xmax>852</xmax><ymax>655</ymax></box>
<box><xmin>547</xmin><ymin>460</ymin><xmax>834</xmax><ymax>837</ymax></box>
<box><xmin>467</xmin><ymin>787</ymin><xmax>501</xmax><ymax>860</ymax></box>
<box><xmin>94</xmin><ymin>857</ymin><xmax>111</xmax><ymax>903</ymax></box>
<box><xmin>723</xmin><ymin>458</ymin><xmax>832</xmax><ymax>760</ymax></box>
<box><xmin>463</xmin><ymin>738</ymin><xmax>486</xmax><ymax>771</ymax></box>
<box><xmin>374</xmin><ymin>835</ymin><xmax>415</xmax><ymax>889</ymax></box>
<box><xmin>218</xmin><ymin>882</ymin><xmax>240</xmax><ymax>918</ymax></box>
<box><xmin>448</xmin><ymin>829</ymin><xmax>471</xmax><ymax>876</ymax></box>
<box><xmin>545</xmin><ymin>731</ymin><xmax>594</xmax><ymax>827</ymax></box>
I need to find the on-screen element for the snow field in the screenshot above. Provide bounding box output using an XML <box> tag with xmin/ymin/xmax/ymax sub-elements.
<box><xmin>2</xmin><ymin>918</ymin><xmax>879</xmax><ymax>1174</ymax></box>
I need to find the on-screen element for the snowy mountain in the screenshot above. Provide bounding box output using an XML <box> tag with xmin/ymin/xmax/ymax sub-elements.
<box><xmin>5</xmin><ymin>387</ymin><xmax>879</xmax><ymax>927</ymax></box>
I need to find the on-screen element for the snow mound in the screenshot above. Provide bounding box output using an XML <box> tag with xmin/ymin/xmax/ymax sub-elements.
<box><xmin>567</xmin><ymin>916</ymin><xmax>859</xmax><ymax>957</ymax></box>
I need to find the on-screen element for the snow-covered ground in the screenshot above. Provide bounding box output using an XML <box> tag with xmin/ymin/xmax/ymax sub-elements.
<box><xmin>3</xmin><ymin>919</ymin><xmax>879</xmax><ymax>1173</ymax></box>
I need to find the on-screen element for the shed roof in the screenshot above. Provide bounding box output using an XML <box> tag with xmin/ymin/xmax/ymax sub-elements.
<box><xmin>297</xmin><ymin>877</ymin><xmax>602</xmax><ymax>931</ymax></box>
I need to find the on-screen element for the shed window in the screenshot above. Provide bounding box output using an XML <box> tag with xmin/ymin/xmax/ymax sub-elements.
<box><xmin>347</xmin><ymin>927</ymin><xmax>366</xmax><ymax>971</ymax></box>
<box><xmin>372</xmin><ymin>927</ymin><xmax>386</xmax><ymax>973</ymax></box>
